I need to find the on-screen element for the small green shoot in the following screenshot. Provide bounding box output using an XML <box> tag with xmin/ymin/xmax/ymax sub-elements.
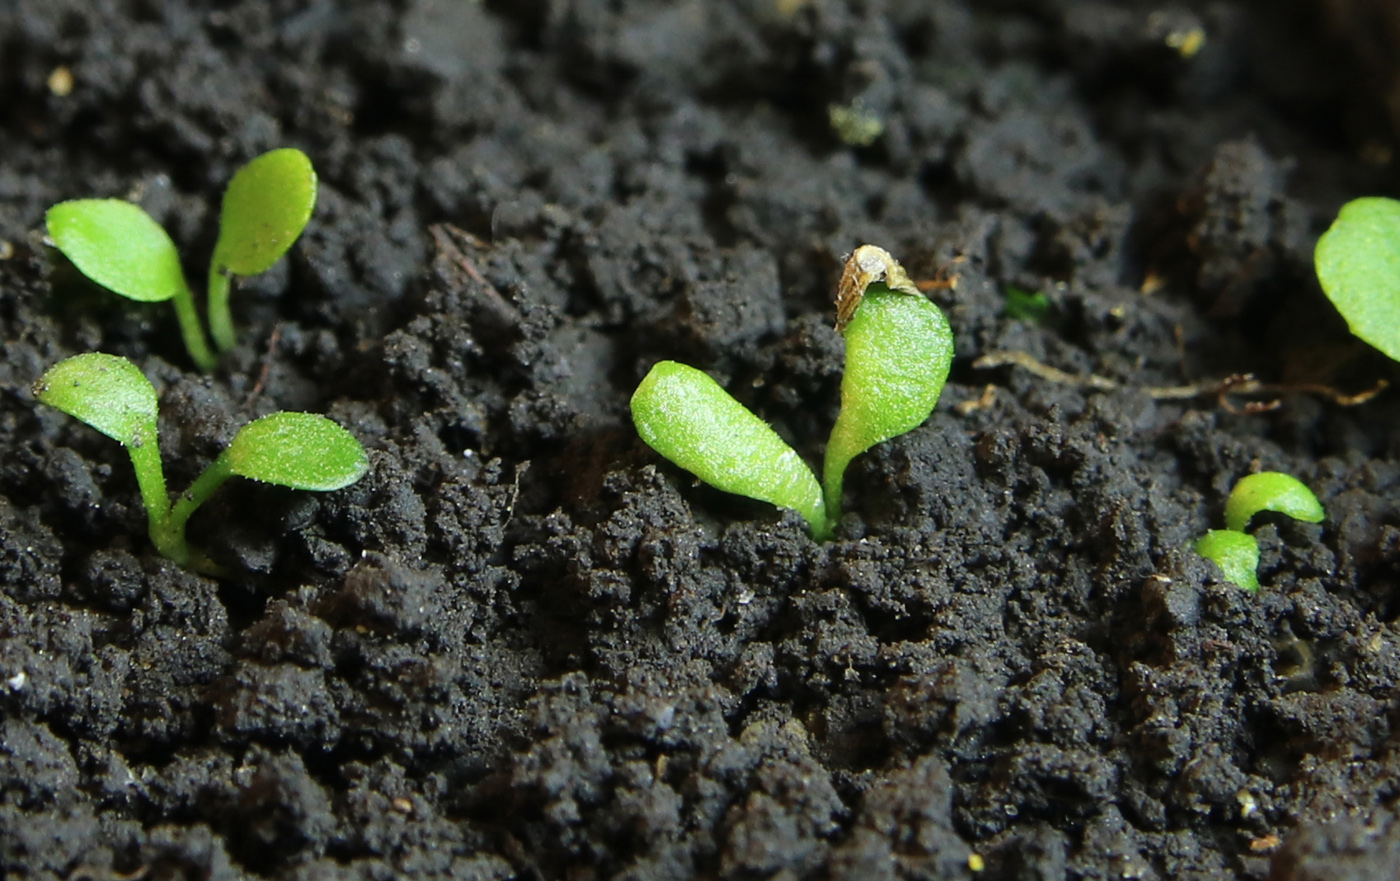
<box><xmin>208</xmin><ymin>148</ymin><xmax>318</xmax><ymax>352</ymax></box>
<box><xmin>1314</xmin><ymin>196</ymin><xmax>1400</xmax><ymax>362</ymax></box>
<box><xmin>46</xmin><ymin>148</ymin><xmax>317</xmax><ymax>370</ymax></box>
<box><xmin>1223</xmin><ymin>471</ymin><xmax>1326</xmax><ymax>533</ymax></box>
<box><xmin>1195</xmin><ymin>471</ymin><xmax>1324</xmax><ymax>591</ymax></box>
<box><xmin>631</xmin><ymin>246</ymin><xmax>954</xmax><ymax>539</ymax></box>
<box><xmin>1193</xmin><ymin>530</ymin><xmax>1260</xmax><ymax>593</ymax></box>
<box><xmin>1002</xmin><ymin>286</ymin><xmax>1051</xmax><ymax>323</ymax></box>
<box><xmin>33</xmin><ymin>353</ymin><xmax>366</xmax><ymax>573</ymax></box>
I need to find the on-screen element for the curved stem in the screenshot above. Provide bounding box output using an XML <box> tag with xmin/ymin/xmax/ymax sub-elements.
<box><xmin>206</xmin><ymin>264</ymin><xmax>236</xmax><ymax>352</ymax></box>
<box><xmin>170</xmin><ymin>280</ymin><xmax>218</xmax><ymax>371</ymax></box>
<box><xmin>169</xmin><ymin>450</ymin><xmax>235</xmax><ymax>545</ymax></box>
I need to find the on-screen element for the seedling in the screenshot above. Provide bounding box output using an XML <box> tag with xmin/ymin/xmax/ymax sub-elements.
<box><xmin>1223</xmin><ymin>471</ymin><xmax>1325</xmax><ymax>533</ymax></box>
<box><xmin>33</xmin><ymin>352</ymin><xmax>366</xmax><ymax>574</ymax></box>
<box><xmin>1002</xmin><ymin>286</ymin><xmax>1051</xmax><ymax>324</ymax></box>
<box><xmin>46</xmin><ymin>148</ymin><xmax>318</xmax><ymax>370</ymax></box>
<box><xmin>1314</xmin><ymin>196</ymin><xmax>1400</xmax><ymax>362</ymax></box>
<box><xmin>1194</xmin><ymin>530</ymin><xmax>1261</xmax><ymax>592</ymax></box>
<box><xmin>631</xmin><ymin>246</ymin><xmax>954</xmax><ymax>540</ymax></box>
<box><xmin>1194</xmin><ymin>471</ymin><xmax>1324</xmax><ymax>591</ymax></box>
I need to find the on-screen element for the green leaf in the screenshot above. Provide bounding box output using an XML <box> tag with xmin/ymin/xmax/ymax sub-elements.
<box><xmin>1195</xmin><ymin>529</ymin><xmax>1261</xmax><ymax>592</ymax></box>
<box><xmin>225</xmin><ymin>412</ymin><xmax>368</xmax><ymax>491</ymax></box>
<box><xmin>823</xmin><ymin>285</ymin><xmax>954</xmax><ymax>517</ymax></box>
<box><xmin>212</xmin><ymin>148</ymin><xmax>318</xmax><ymax>277</ymax></box>
<box><xmin>1224</xmin><ymin>471</ymin><xmax>1324</xmax><ymax>533</ymax></box>
<box><xmin>46</xmin><ymin>199</ymin><xmax>187</xmax><ymax>303</ymax></box>
<box><xmin>631</xmin><ymin>361</ymin><xmax>827</xmax><ymax>537</ymax></box>
<box><xmin>31</xmin><ymin>353</ymin><xmax>159</xmax><ymax>447</ymax></box>
<box><xmin>1315</xmin><ymin>196</ymin><xmax>1400</xmax><ymax>362</ymax></box>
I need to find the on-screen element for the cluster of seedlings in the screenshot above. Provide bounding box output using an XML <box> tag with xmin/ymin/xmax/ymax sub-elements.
<box><xmin>1194</xmin><ymin>472</ymin><xmax>1325</xmax><ymax>591</ymax></box>
<box><xmin>30</xmin><ymin>153</ymin><xmax>1397</xmax><ymax>584</ymax></box>
<box><xmin>36</xmin><ymin>149</ymin><xmax>367</xmax><ymax>575</ymax></box>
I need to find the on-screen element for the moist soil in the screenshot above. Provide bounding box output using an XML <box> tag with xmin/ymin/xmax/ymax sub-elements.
<box><xmin>3</xmin><ymin>1</ymin><xmax>1400</xmax><ymax>879</ymax></box>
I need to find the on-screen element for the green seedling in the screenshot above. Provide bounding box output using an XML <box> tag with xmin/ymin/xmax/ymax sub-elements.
<box><xmin>1002</xmin><ymin>286</ymin><xmax>1051</xmax><ymax>324</ymax></box>
<box><xmin>207</xmin><ymin>148</ymin><xmax>318</xmax><ymax>352</ymax></box>
<box><xmin>1223</xmin><ymin>471</ymin><xmax>1326</xmax><ymax>533</ymax></box>
<box><xmin>1194</xmin><ymin>471</ymin><xmax>1324</xmax><ymax>591</ymax></box>
<box><xmin>46</xmin><ymin>148</ymin><xmax>318</xmax><ymax>370</ymax></box>
<box><xmin>33</xmin><ymin>352</ymin><xmax>366</xmax><ymax>574</ymax></box>
<box><xmin>1315</xmin><ymin>196</ymin><xmax>1400</xmax><ymax>362</ymax></box>
<box><xmin>631</xmin><ymin>246</ymin><xmax>954</xmax><ymax>540</ymax></box>
<box><xmin>1194</xmin><ymin>530</ymin><xmax>1261</xmax><ymax>592</ymax></box>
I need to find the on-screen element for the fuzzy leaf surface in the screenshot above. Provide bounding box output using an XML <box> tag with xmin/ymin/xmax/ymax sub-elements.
<box><xmin>1195</xmin><ymin>530</ymin><xmax>1261</xmax><ymax>592</ymax></box>
<box><xmin>47</xmin><ymin>199</ymin><xmax>186</xmax><ymax>302</ymax></box>
<box><xmin>32</xmin><ymin>353</ymin><xmax>159</xmax><ymax>448</ymax></box>
<box><xmin>1224</xmin><ymin>472</ymin><xmax>1324</xmax><ymax>532</ymax></box>
<box><xmin>213</xmin><ymin>148</ymin><xmax>317</xmax><ymax>276</ymax></box>
<box><xmin>825</xmin><ymin>285</ymin><xmax>954</xmax><ymax>498</ymax></box>
<box><xmin>631</xmin><ymin>361</ymin><xmax>825</xmax><ymax>534</ymax></box>
<box><xmin>1315</xmin><ymin>196</ymin><xmax>1400</xmax><ymax>361</ymax></box>
<box><xmin>226</xmin><ymin>412</ymin><xmax>368</xmax><ymax>491</ymax></box>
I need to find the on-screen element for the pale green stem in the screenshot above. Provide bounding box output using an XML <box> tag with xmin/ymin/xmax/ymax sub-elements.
<box><xmin>126</xmin><ymin>435</ymin><xmax>187</xmax><ymax>565</ymax></box>
<box><xmin>821</xmin><ymin>448</ymin><xmax>852</xmax><ymax>538</ymax></box>
<box><xmin>169</xmin><ymin>450</ymin><xmax>234</xmax><ymax>543</ymax></box>
<box><xmin>170</xmin><ymin>280</ymin><xmax>218</xmax><ymax>371</ymax></box>
<box><xmin>206</xmin><ymin>265</ymin><xmax>236</xmax><ymax>352</ymax></box>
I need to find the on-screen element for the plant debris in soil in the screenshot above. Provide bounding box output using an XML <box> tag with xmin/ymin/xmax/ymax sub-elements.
<box><xmin>3</xmin><ymin>1</ymin><xmax>1400</xmax><ymax>879</ymax></box>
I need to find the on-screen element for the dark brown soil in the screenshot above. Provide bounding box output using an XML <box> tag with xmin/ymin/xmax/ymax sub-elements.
<box><xmin>3</xmin><ymin>1</ymin><xmax>1400</xmax><ymax>879</ymax></box>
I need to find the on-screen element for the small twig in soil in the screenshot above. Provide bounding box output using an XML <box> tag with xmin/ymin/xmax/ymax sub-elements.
<box><xmin>243</xmin><ymin>323</ymin><xmax>282</xmax><ymax>407</ymax></box>
<box><xmin>502</xmin><ymin>460</ymin><xmax>530</xmax><ymax>531</ymax></box>
<box><xmin>429</xmin><ymin>223</ymin><xmax>519</xmax><ymax>321</ymax></box>
<box><xmin>914</xmin><ymin>254</ymin><xmax>964</xmax><ymax>293</ymax></box>
<box><xmin>954</xmin><ymin>383</ymin><xmax>998</xmax><ymax>415</ymax></box>
<box><xmin>973</xmin><ymin>349</ymin><xmax>1388</xmax><ymax>411</ymax></box>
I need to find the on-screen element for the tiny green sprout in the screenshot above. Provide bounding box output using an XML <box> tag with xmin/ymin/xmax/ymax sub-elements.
<box><xmin>33</xmin><ymin>353</ymin><xmax>366</xmax><ymax>573</ymax></box>
<box><xmin>1194</xmin><ymin>471</ymin><xmax>1324</xmax><ymax>591</ymax></box>
<box><xmin>207</xmin><ymin>148</ymin><xmax>318</xmax><ymax>353</ymax></box>
<box><xmin>631</xmin><ymin>246</ymin><xmax>953</xmax><ymax>540</ymax></box>
<box><xmin>1194</xmin><ymin>530</ymin><xmax>1261</xmax><ymax>592</ymax></box>
<box><xmin>1002</xmin><ymin>286</ymin><xmax>1051</xmax><ymax>323</ymax></box>
<box><xmin>1224</xmin><ymin>471</ymin><xmax>1326</xmax><ymax>533</ymax></box>
<box><xmin>45</xmin><ymin>148</ymin><xmax>317</xmax><ymax>370</ymax></box>
<box><xmin>1315</xmin><ymin>196</ymin><xmax>1400</xmax><ymax>362</ymax></box>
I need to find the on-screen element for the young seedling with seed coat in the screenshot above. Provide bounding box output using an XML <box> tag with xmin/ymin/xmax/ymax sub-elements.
<box><xmin>45</xmin><ymin>148</ymin><xmax>317</xmax><ymax>371</ymax></box>
<box><xmin>1194</xmin><ymin>471</ymin><xmax>1324</xmax><ymax>591</ymax></box>
<box><xmin>630</xmin><ymin>246</ymin><xmax>954</xmax><ymax>540</ymax></box>
<box><xmin>33</xmin><ymin>352</ymin><xmax>367</xmax><ymax>574</ymax></box>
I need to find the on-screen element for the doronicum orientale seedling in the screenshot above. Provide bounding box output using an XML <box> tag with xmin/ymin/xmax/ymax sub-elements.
<box><xmin>33</xmin><ymin>352</ymin><xmax>367</xmax><ymax>574</ymax></box>
<box><xmin>631</xmin><ymin>246</ymin><xmax>954</xmax><ymax>540</ymax></box>
<box><xmin>46</xmin><ymin>148</ymin><xmax>318</xmax><ymax>371</ymax></box>
<box><xmin>1195</xmin><ymin>471</ymin><xmax>1324</xmax><ymax>591</ymax></box>
<box><xmin>1315</xmin><ymin>196</ymin><xmax>1400</xmax><ymax>363</ymax></box>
